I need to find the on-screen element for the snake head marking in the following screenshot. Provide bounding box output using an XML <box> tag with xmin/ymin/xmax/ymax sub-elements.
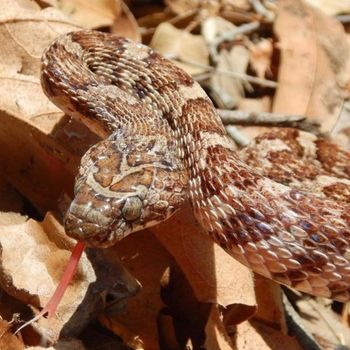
<box><xmin>64</xmin><ymin>133</ymin><xmax>187</xmax><ymax>247</ymax></box>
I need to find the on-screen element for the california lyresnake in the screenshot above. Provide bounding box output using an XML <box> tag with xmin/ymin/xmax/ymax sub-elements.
<box><xmin>41</xmin><ymin>30</ymin><xmax>350</xmax><ymax>302</ymax></box>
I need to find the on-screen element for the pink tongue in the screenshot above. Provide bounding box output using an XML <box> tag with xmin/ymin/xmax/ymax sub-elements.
<box><xmin>16</xmin><ymin>241</ymin><xmax>85</xmax><ymax>333</ymax></box>
<box><xmin>40</xmin><ymin>240</ymin><xmax>86</xmax><ymax>318</ymax></box>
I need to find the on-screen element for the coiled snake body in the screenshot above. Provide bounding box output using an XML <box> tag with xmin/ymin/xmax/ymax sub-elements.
<box><xmin>41</xmin><ymin>31</ymin><xmax>350</xmax><ymax>301</ymax></box>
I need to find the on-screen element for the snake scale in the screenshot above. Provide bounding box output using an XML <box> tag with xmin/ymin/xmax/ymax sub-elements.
<box><xmin>41</xmin><ymin>30</ymin><xmax>350</xmax><ymax>302</ymax></box>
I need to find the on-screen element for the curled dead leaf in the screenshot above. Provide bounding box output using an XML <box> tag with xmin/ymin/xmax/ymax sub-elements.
<box><xmin>0</xmin><ymin>0</ymin><xmax>88</xmax><ymax>212</ymax></box>
<box><xmin>233</xmin><ymin>320</ymin><xmax>303</xmax><ymax>350</ymax></box>
<box><xmin>0</xmin><ymin>213</ymin><xmax>96</xmax><ymax>344</ymax></box>
<box><xmin>54</xmin><ymin>0</ymin><xmax>141</xmax><ymax>42</ymax></box>
<box><xmin>273</xmin><ymin>0</ymin><xmax>350</xmax><ymax>132</ymax></box>
<box><xmin>55</xmin><ymin>0</ymin><xmax>118</xmax><ymax>29</ymax></box>
<box><xmin>204</xmin><ymin>305</ymin><xmax>235</xmax><ymax>350</ymax></box>
<box><xmin>150</xmin><ymin>22</ymin><xmax>209</xmax><ymax>75</ymax></box>
<box><xmin>165</xmin><ymin>0</ymin><xmax>200</xmax><ymax>15</ymax></box>
<box><xmin>153</xmin><ymin>206</ymin><xmax>256</xmax><ymax>311</ymax></box>
<box><xmin>305</xmin><ymin>0</ymin><xmax>350</xmax><ymax>15</ymax></box>
<box><xmin>111</xmin><ymin>1</ymin><xmax>141</xmax><ymax>42</ymax></box>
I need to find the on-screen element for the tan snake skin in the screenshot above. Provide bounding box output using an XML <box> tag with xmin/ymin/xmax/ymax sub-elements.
<box><xmin>41</xmin><ymin>30</ymin><xmax>350</xmax><ymax>302</ymax></box>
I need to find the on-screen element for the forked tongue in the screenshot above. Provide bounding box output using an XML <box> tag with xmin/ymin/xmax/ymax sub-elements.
<box><xmin>15</xmin><ymin>241</ymin><xmax>85</xmax><ymax>334</ymax></box>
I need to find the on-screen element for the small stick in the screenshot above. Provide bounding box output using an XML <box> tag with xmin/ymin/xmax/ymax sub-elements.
<box><xmin>218</xmin><ymin>109</ymin><xmax>321</xmax><ymax>134</ymax></box>
<box><xmin>249</xmin><ymin>0</ymin><xmax>274</xmax><ymax>21</ymax></box>
<box><xmin>15</xmin><ymin>241</ymin><xmax>85</xmax><ymax>334</ymax></box>
<box><xmin>226</xmin><ymin>125</ymin><xmax>251</xmax><ymax>147</ymax></box>
<box><xmin>335</xmin><ymin>15</ymin><xmax>350</xmax><ymax>24</ymax></box>
<box><xmin>140</xmin><ymin>9</ymin><xmax>198</xmax><ymax>36</ymax></box>
<box><xmin>167</xmin><ymin>55</ymin><xmax>278</xmax><ymax>88</ymax></box>
<box><xmin>208</xmin><ymin>21</ymin><xmax>260</xmax><ymax>56</ymax></box>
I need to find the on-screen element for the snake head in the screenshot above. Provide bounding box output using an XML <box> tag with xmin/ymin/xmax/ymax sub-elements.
<box><xmin>64</xmin><ymin>133</ymin><xmax>187</xmax><ymax>247</ymax></box>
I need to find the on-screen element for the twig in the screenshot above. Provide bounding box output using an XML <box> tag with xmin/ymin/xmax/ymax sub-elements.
<box><xmin>168</xmin><ymin>8</ymin><xmax>198</xmax><ymax>25</ymax></box>
<box><xmin>335</xmin><ymin>15</ymin><xmax>350</xmax><ymax>24</ymax></box>
<box><xmin>204</xmin><ymin>21</ymin><xmax>260</xmax><ymax>63</ymax></box>
<box><xmin>249</xmin><ymin>0</ymin><xmax>275</xmax><ymax>22</ymax></box>
<box><xmin>193</xmin><ymin>72</ymin><xmax>212</xmax><ymax>82</ymax></box>
<box><xmin>211</xmin><ymin>21</ymin><xmax>260</xmax><ymax>49</ymax></box>
<box><xmin>225</xmin><ymin>125</ymin><xmax>250</xmax><ymax>147</ymax></box>
<box><xmin>169</xmin><ymin>56</ymin><xmax>278</xmax><ymax>88</ymax></box>
<box><xmin>218</xmin><ymin>109</ymin><xmax>321</xmax><ymax>134</ymax></box>
<box><xmin>184</xmin><ymin>18</ymin><xmax>200</xmax><ymax>33</ymax></box>
<box><xmin>140</xmin><ymin>8</ymin><xmax>197</xmax><ymax>36</ymax></box>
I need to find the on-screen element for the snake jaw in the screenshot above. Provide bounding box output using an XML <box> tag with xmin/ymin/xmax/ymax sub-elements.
<box><xmin>64</xmin><ymin>199</ymin><xmax>125</xmax><ymax>247</ymax></box>
<box><xmin>64</xmin><ymin>185</ymin><xmax>140</xmax><ymax>247</ymax></box>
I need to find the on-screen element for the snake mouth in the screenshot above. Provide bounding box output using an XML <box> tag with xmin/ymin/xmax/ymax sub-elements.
<box><xmin>64</xmin><ymin>200</ymin><xmax>131</xmax><ymax>248</ymax></box>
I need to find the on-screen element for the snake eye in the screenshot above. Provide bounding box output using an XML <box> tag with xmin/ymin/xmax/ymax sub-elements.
<box><xmin>121</xmin><ymin>197</ymin><xmax>143</xmax><ymax>221</ymax></box>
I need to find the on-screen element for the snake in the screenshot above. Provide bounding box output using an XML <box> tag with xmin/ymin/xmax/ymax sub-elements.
<box><xmin>41</xmin><ymin>30</ymin><xmax>350</xmax><ymax>302</ymax></box>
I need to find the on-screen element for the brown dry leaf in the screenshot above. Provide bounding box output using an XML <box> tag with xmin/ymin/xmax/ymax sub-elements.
<box><xmin>0</xmin><ymin>0</ymin><xmax>79</xmax><ymax>75</ymax></box>
<box><xmin>0</xmin><ymin>211</ymin><xmax>27</xmax><ymax>226</ymax></box>
<box><xmin>55</xmin><ymin>0</ymin><xmax>141</xmax><ymax>41</ymax></box>
<box><xmin>253</xmin><ymin>276</ymin><xmax>286</xmax><ymax>330</ymax></box>
<box><xmin>234</xmin><ymin>320</ymin><xmax>303</xmax><ymax>350</ymax></box>
<box><xmin>204</xmin><ymin>298</ymin><xmax>291</xmax><ymax>350</ymax></box>
<box><xmin>0</xmin><ymin>319</ymin><xmax>25</xmax><ymax>350</ymax></box>
<box><xmin>204</xmin><ymin>301</ymin><xmax>290</xmax><ymax>350</ymax></box>
<box><xmin>98</xmin><ymin>229</ymin><xmax>174</xmax><ymax>350</ymax></box>
<box><xmin>136</xmin><ymin>12</ymin><xmax>174</xmax><ymax>43</ymax></box>
<box><xmin>165</xmin><ymin>0</ymin><xmax>199</xmax><ymax>14</ymax></box>
<box><xmin>153</xmin><ymin>206</ymin><xmax>256</xmax><ymax>311</ymax></box>
<box><xmin>273</xmin><ymin>0</ymin><xmax>350</xmax><ymax>132</ymax></box>
<box><xmin>55</xmin><ymin>0</ymin><xmax>118</xmax><ymax>29</ymax></box>
<box><xmin>204</xmin><ymin>305</ymin><xmax>235</xmax><ymax>350</ymax></box>
<box><xmin>150</xmin><ymin>22</ymin><xmax>209</xmax><ymax>75</ymax></box>
<box><xmin>0</xmin><ymin>213</ymin><xmax>96</xmax><ymax>344</ymax></box>
<box><xmin>223</xmin><ymin>0</ymin><xmax>250</xmax><ymax>10</ymax></box>
<box><xmin>210</xmin><ymin>46</ymin><xmax>250</xmax><ymax>109</ymax></box>
<box><xmin>111</xmin><ymin>1</ymin><xmax>141</xmax><ymax>42</ymax></box>
<box><xmin>305</xmin><ymin>0</ymin><xmax>350</xmax><ymax>15</ymax></box>
<box><xmin>165</xmin><ymin>0</ymin><xmax>250</xmax><ymax>16</ymax></box>
<box><xmin>0</xmin><ymin>0</ymin><xmax>88</xmax><ymax>212</ymax></box>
